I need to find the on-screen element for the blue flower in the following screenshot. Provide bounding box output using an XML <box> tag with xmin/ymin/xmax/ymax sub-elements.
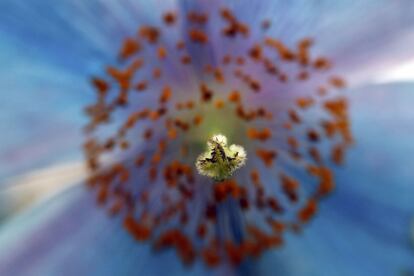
<box><xmin>1</xmin><ymin>1</ymin><xmax>414</xmax><ymax>275</ymax></box>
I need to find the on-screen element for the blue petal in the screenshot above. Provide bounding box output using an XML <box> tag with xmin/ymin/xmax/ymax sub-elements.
<box><xmin>0</xmin><ymin>184</ymin><xmax>233</xmax><ymax>276</ymax></box>
<box><xmin>0</xmin><ymin>0</ymin><xmax>178</xmax><ymax>178</ymax></box>
<box><xmin>255</xmin><ymin>81</ymin><xmax>414</xmax><ymax>275</ymax></box>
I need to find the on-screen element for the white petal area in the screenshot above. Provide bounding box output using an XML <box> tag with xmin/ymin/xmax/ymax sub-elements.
<box><xmin>372</xmin><ymin>59</ymin><xmax>414</xmax><ymax>84</ymax></box>
<box><xmin>0</xmin><ymin>161</ymin><xmax>87</xmax><ymax>223</ymax></box>
<box><xmin>0</xmin><ymin>61</ymin><xmax>89</xmax><ymax>179</ymax></box>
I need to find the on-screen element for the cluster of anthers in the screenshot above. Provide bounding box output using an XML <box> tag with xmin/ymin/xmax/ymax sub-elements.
<box><xmin>83</xmin><ymin>6</ymin><xmax>353</xmax><ymax>267</ymax></box>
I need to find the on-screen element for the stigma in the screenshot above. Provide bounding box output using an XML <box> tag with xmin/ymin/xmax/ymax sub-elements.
<box><xmin>196</xmin><ymin>134</ymin><xmax>247</xmax><ymax>182</ymax></box>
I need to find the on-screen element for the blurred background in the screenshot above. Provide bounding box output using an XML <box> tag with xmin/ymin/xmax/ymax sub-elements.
<box><xmin>0</xmin><ymin>0</ymin><xmax>414</xmax><ymax>275</ymax></box>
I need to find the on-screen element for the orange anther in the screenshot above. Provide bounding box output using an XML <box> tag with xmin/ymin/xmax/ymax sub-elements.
<box><xmin>256</xmin><ymin>148</ymin><xmax>277</xmax><ymax>167</ymax></box>
<box><xmin>157</xmin><ymin>46</ymin><xmax>167</xmax><ymax>60</ymax></box>
<box><xmin>159</xmin><ymin>86</ymin><xmax>172</xmax><ymax>104</ymax></box>
<box><xmin>202</xmin><ymin>247</ymin><xmax>221</xmax><ymax>267</ymax></box>
<box><xmin>296</xmin><ymin>97</ymin><xmax>314</xmax><ymax>109</ymax></box>
<box><xmin>138</xmin><ymin>26</ymin><xmax>160</xmax><ymax>44</ymax></box>
<box><xmin>265</xmin><ymin>37</ymin><xmax>296</xmax><ymax>61</ymax></box>
<box><xmin>329</xmin><ymin>76</ymin><xmax>346</xmax><ymax>88</ymax></box>
<box><xmin>249</xmin><ymin>44</ymin><xmax>262</xmax><ymax>60</ymax></box>
<box><xmin>298</xmin><ymin>199</ymin><xmax>318</xmax><ymax>223</ymax></box>
<box><xmin>247</xmin><ymin>127</ymin><xmax>272</xmax><ymax>142</ymax></box>
<box><xmin>193</xmin><ymin>114</ymin><xmax>203</xmax><ymax>126</ymax></box>
<box><xmin>119</xmin><ymin>38</ymin><xmax>141</xmax><ymax>61</ymax></box>
<box><xmin>135</xmin><ymin>80</ymin><xmax>148</xmax><ymax>92</ymax></box>
<box><xmin>314</xmin><ymin>57</ymin><xmax>331</xmax><ymax>70</ymax></box>
<box><xmin>200</xmin><ymin>83</ymin><xmax>213</xmax><ymax>102</ymax></box>
<box><xmin>91</xmin><ymin>78</ymin><xmax>110</xmax><ymax>95</ymax></box>
<box><xmin>181</xmin><ymin>55</ymin><xmax>192</xmax><ymax>64</ymax></box>
<box><xmin>123</xmin><ymin>216</ymin><xmax>151</xmax><ymax>241</ymax></box>
<box><xmin>189</xmin><ymin>28</ymin><xmax>209</xmax><ymax>44</ymax></box>
<box><xmin>228</xmin><ymin>90</ymin><xmax>241</xmax><ymax>103</ymax></box>
<box><xmin>214</xmin><ymin>99</ymin><xmax>224</xmax><ymax>109</ymax></box>
<box><xmin>163</xmin><ymin>11</ymin><xmax>177</xmax><ymax>25</ymax></box>
<box><xmin>280</xmin><ymin>174</ymin><xmax>299</xmax><ymax>202</ymax></box>
<box><xmin>331</xmin><ymin>144</ymin><xmax>345</xmax><ymax>165</ymax></box>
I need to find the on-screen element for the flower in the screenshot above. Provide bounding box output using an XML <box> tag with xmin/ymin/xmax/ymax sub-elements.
<box><xmin>82</xmin><ymin>4</ymin><xmax>354</xmax><ymax>266</ymax></box>
<box><xmin>1</xmin><ymin>0</ymin><xmax>414</xmax><ymax>275</ymax></box>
